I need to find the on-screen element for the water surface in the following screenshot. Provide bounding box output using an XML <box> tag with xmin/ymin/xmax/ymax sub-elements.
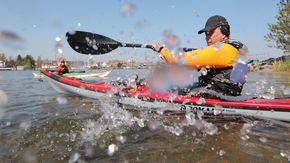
<box><xmin>0</xmin><ymin>70</ymin><xmax>289</xmax><ymax>162</ymax></box>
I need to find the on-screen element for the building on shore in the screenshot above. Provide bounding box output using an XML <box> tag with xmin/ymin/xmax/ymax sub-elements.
<box><xmin>0</xmin><ymin>60</ymin><xmax>14</xmax><ymax>71</ymax></box>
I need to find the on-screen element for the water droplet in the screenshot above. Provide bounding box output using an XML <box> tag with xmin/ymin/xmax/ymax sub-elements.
<box><xmin>107</xmin><ymin>144</ymin><xmax>118</xmax><ymax>156</ymax></box>
<box><xmin>120</xmin><ymin>2</ymin><xmax>136</xmax><ymax>16</ymax></box>
<box><xmin>56</xmin><ymin>96</ymin><xmax>67</xmax><ymax>104</ymax></box>
<box><xmin>0</xmin><ymin>90</ymin><xmax>8</xmax><ymax>120</ymax></box>
<box><xmin>259</xmin><ymin>137</ymin><xmax>268</xmax><ymax>143</ymax></box>
<box><xmin>218</xmin><ymin>150</ymin><xmax>225</xmax><ymax>156</ymax></box>
<box><xmin>185</xmin><ymin>112</ymin><xmax>196</xmax><ymax>125</ymax></box>
<box><xmin>223</xmin><ymin>124</ymin><xmax>229</xmax><ymax>130</ymax></box>
<box><xmin>213</xmin><ymin>105</ymin><xmax>223</xmax><ymax>115</ymax></box>
<box><xmin>6</xmin><ymin>121</ymin><xmax>11</xmax><ymax>126</ymax></box>
<box><xmin>204</xmin><ymin>122</ymin><xmax>218</xmax><ymax>135</ymax></box>
<box><xmin>173</xmin><ymin>127</ymin><xmax>183</xmax><ymax>136</ymax></box>
<box><xmin>182</xmin><ymin>99</ymin><xmax>190</xmax><ymax>104</ymax></box>
<box><xmin>199</xmin><ymin>68</ymin><xmax>207</xmax><ymax>76</ymax></box>
<box><xmin>197</xmin><ymin>110</ymin><xmax>204</xmax><ymax>119</ymax></box>
<box><xmin>116</xmin><ymin>136</ymin><xmax>127</xmax><ymax>144</ymax></box>
<box><xmin>68</xmin><ymin>30</ymin><xmax>76</xmax><ymax>35</ymax></box>
<box><xmin>196</xmin><ymin>98</ymin><xmax>205</xmax><ymax>105</ymax></box>
<box><xmin>213</xmin><ymin>41</ymin><xmax>221</xmax><ymax>50</ymax></box>
<box><xmin>240</xmin><ymin>123</ymin><xmax>252</xmax><ymax>140</ymax></box>
<box><xmin>283</xmin><ymin>86</ymin><xmax>290</xmax><ymax>95</ymax></box>
<box><xmin>69</xmin><ymin>152</ymin><xmax>80</xmax><ymax>163</ymax></box>
<box><xmin>55</xmin><ymin>36</ymin><xmax>61</xmax><ymax>42</ymax></box>
<box><xmin>136</xmin><ymin>118</ymin><xmax>145</xmax><ymax>127</ymax></box>
<box><xmin>57</xmin><ymin>48</ymin><xmax>63</xmax><ymax>54</ymax></box>
<box><xmin>92</xmin><ymin>45</ymin><xmax>98</xmax><ymax>50</ymax></box>
<box><xmin>147</xmin><ymin>121</ymin><xmax>161</xmax><ymax>131</ymax></box>
<box><xmin>0</xmin><ymin>90</ymin><xmax>8</xmax><ymax>106</ymax></box>
<box><xmin>168</xmin><ymin>93</ymin><xmax>177</xmax><ymax>102</ymax></box>
<box><xmin>77</xmin><ymin>22</ymin><xmax>81</xmax><ymax>27</ymax></box>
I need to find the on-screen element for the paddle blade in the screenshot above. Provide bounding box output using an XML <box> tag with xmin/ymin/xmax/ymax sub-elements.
<box><xmin>66</xmin><ymin>31</ymin><xmax>121</xmax><ymax>55</ymax></box>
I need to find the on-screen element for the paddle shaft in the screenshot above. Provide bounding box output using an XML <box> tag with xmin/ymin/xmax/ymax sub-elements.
<box><xmin>121</xmin><ymin>43</ymin><xmax>196</xmax><ymax>51</ymax></box>
<box><xmin>120</xmin><ymin>43</ymin><xmax>154</xmax><ymax>50</ymax></box>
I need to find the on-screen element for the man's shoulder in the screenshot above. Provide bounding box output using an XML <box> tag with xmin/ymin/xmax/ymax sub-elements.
<box><xmin>224</xmin><ymin>39</ymin><xmax>244</xmax><ymax>49</ymax></box>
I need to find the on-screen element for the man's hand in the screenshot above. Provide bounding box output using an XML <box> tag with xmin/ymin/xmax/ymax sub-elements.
<box><xmin>151</xmin><ymin>43</ymin><xmax>162</xmax><ymax>52</ymax></box>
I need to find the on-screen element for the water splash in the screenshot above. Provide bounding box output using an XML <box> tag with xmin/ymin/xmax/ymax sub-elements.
<box><xmin>253</xmin><ymin>80</ymin><xmax>275</xmax><ymax>99</ymax></box>
<box><xmin>164</xmin><ymin>125</ymin><xmax>183</xmax><ymax>136</ymax></box>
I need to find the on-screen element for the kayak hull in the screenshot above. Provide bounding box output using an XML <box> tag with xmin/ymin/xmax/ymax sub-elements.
<box><xmin>45</xmin><ymin>74</ymin><xmax>105</xmax><ymax>98</ymax></box>
<box><xmin>40</xmin><ymin>69</ymin><xmax>290</xmax><ymax>121</ymax></box>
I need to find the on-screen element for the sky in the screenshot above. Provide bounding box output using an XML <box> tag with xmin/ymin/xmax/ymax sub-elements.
<box><xmin>0</xmin><ymin>0</ymin><xmax>284</xmax><ymax>62</ymax></box>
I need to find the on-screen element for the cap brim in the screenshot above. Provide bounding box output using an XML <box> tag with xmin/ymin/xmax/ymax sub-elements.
<box><xmin>198</xmin><ymin>29</ymin><xmax>206</xmax><ymax>34</ymax></box>
<box><xmin>197</xmin><ymin>26</ymin><xmax>216</xmax><ymax>34</ymax></box>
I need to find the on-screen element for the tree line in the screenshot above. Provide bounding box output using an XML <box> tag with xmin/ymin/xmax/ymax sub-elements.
<box><xmin>0</xmin><ymin>53</ymin><xmax>43</xmax><ymax>69</ymax></box>
<box><xmin>265</xmin><ymin>0</ymin><xmax>289</xmax><ymax>53</ymax></box>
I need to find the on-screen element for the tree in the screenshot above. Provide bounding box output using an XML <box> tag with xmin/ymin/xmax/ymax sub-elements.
<box><xmin>16</xmin><ymin>54</ymin><xmax>23</xmax><ymax>66</ymax></box>
<box><xmin>0</xmin><ymin>53</ymin><xmax>6</xmax><ymax>62</ymax></box>
<box><xmin>5</xmin><ymin>57</ymin><xmax>16</xmax><ymax>68</ymax></box>
<box><xmin>36</xmin><ymin>56</ymin><xmax>43</xmax><ymax>68</ymax></box>
<box><xmin>265</xmin><ymin>0</ymin><xmax>290</xmax><ymax>53</ymax></box>
<box><xmin>23</xmin><ymin>55</ymin><xmax>35</xmax><ymax>69</ymax></box>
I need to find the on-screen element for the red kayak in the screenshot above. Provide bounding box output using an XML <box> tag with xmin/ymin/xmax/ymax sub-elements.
<box><xmin>40</xmin><ymin>69</ymin><xmax>290</xmax><ymax>121</ymax></box>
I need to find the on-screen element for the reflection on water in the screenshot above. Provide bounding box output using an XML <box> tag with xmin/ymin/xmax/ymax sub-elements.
<box><xmin>0</xmin><ymin>70</ymin><xmax>289</xmax><ymax>162</ymax></box>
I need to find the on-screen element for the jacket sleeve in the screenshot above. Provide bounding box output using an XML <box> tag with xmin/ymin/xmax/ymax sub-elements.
<box><xmin>159</xmin><ymin>43</ymin><xmax>238</xmax><ymax>69</ymax></box>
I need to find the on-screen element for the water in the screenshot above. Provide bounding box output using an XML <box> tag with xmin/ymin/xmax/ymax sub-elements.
<box><xmin>0</xmin><ymin>70</ymin><xmax>289</xmax><ymax>162</ymax></box>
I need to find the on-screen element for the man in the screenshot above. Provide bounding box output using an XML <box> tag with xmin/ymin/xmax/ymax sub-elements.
<box><xmin>56</xmin><ymin>60</ymin><xmax>69</xmax><ymax>75</ymax></box>
<box><xmin>152</xmin><ymin>15</ymin><xmax>248</xmax><ymax>96</ymax></box>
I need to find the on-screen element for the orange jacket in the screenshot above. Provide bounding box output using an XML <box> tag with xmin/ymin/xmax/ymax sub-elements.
<box><xmin>159</xmin><ymin>43</ymin><xmax>238</xmax><ymax>69</ymax></box>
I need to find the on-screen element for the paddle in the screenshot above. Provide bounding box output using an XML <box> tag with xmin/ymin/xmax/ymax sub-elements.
<box><xmin>66</xmin><ymin>31</ymin><xmax>196</xmax><ymax>55</ymax></box>
<box><xmin>66</xmin><ymin>31</ymin><xmax>155</xmax><ymax>55</ymax></box>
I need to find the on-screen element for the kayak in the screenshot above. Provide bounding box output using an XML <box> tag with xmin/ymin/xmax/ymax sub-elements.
<box><xmin>40</xmin><ymin>69</ymin><xmax>290</xmax><ymax>121</ymax></box>
<box><xmin>34</xmin><ymin>69</ymin><xmax>112</xmax><ymax>79</ymax></box>
<box><xmin>62</xmin><ymin>69</ymin><xmax>112</xmax><ymax>78</ymax></box>
<box><xmin>32</xmin><ymin>72</ymin><xmax>44</xmax><ymax>78</ymax></box>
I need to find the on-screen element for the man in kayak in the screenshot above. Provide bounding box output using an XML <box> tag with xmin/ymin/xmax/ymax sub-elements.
<box><xmin>151</xmin><ymin>15</ymin><xmax>248</xmax><ymax>96</ymax></box>
<box><xmin>56</xmin><ymin>60</ymin><xmax>69</xmax><ymax>75</ymax></box>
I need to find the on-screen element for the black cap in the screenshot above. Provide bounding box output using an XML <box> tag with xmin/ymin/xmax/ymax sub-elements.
<box><xmin>198</xmin><ymin>15</ymin><xmax>229</xmax><ymax>34</ymax></box>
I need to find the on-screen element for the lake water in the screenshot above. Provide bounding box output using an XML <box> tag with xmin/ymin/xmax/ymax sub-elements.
<box><xmin>0</xmin><ymin>70</ymin><xmax>289</xmax><ymax>162</ymax></box>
